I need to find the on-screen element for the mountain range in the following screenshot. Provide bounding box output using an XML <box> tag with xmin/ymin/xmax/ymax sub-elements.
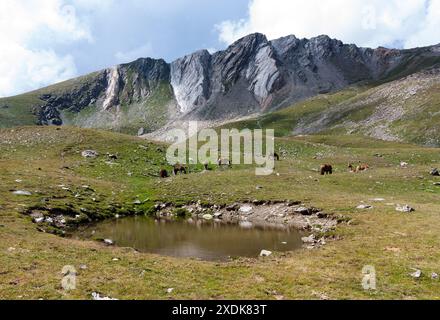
<box><xmin>1</xmin><ymin>33</ymin><xmax>440</xmax><ymax>145</ymax></box>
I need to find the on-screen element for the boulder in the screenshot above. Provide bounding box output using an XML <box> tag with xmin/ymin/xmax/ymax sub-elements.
<box><xmin>81</xmin><ymin>150</ymin><xmax>99</xmax><ymax>158</ymax></box>
<box><xmin>103</xmin><ymin>239</ymin><xmax>114</xmax><ymax>246</ymax></box>
<box><xmin>430</xmin><ymin>168</ymin><xmax>440</xmax><ymax>176</ymax></box>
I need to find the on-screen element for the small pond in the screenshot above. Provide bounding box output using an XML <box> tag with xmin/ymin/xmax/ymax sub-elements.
<box><xmin>72</xmin><ymin>216</ymin><xmax>305</xmax><ymax>261</ymax></box>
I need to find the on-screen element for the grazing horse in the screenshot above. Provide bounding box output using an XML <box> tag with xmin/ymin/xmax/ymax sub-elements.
<box><xmin>320</xmin><ymin>164</ymin><xmax>333</xmax><ymax>175</ymax></box>
<box><xmin>159</xmin><ymin>169</ymin><xmax>169</xmax><ymax>178</ymax></box>
<box><xmin>349</xmin><ymin>162</ymin><xmax>369</xmax><ymax>173</ymax></box>
<box><xmin>173</xmin><ymin>164</ymin><xmax>187</xmax><ymax>175</ymax></box>
<box><xmin>217</xmin><ymin>158</ymin><xmax>231</xmax><ymax>168</ymax></box>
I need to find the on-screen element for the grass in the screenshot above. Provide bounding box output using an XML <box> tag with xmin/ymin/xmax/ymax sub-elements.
<box><xmin>1</xmin><ymin>126</ymin><xmax>440</xmax><ymax>300</ymax></box>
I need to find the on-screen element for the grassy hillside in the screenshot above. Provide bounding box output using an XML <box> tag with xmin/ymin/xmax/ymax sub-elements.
<box><xmin>224</xmin><ymin>68</ymin><xmax>440</xmax><ymax>146</ymax></box>
<box><xmin>1</xmin><ymin>126</ymin><xmax>440</xmax><ymax>299</ymax></box>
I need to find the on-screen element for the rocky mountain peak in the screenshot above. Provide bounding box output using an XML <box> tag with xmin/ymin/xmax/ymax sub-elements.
<box><xmin>6</xmin><ymin>32</ymin><xmax>440</xmax><ymax>135</ymax></box>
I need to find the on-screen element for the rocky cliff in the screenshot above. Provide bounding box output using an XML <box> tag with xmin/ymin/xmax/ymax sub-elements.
<box><xmin>1</xmin><ymin>33</ymin><xmax>439</xmax><ymax>136</ymax></box>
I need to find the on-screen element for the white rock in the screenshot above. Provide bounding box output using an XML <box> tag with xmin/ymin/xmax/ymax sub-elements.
<box><xmin>33</xmin><ymin>217</ymin><xmax>44</xmax><ymax>224</ymax></box>
<box><xmin>260</xmin><ymin>250</ymin><xmax>272</xmax><ymax>257</ymax></box>
<box><xmin>356</xmin><ymin>204</ymin><xmax>373</xmax><ymax>210</ymax></box>
<box><xmin>432</xmin><ymin>273</ymin><xmax>439</xmax><ymax>280</ymax></box>
<box><xmin>82</xmin><ymin>150</ymin><xmax>99</xmax><ymax>158</ymax></box>
<box><xmin>301</xmin><ymin>234</ymin><xmax>316</xmax><ymax>244</ymax></box>
<box><xmin>202</xmin><ymin>214</ymin><xmax>213</xmax><ymax>220</ymax></box>
<box><xmin>166</xmin><ymin>288</ymin><xmax>174</xmax><ymax>294</ymax></box>
<box><xmin>371</xmin><ymin>198</ymin><xmax>385</xmax><ymax>202</ymax></box>
<box><xmin>396</xmin><ymin>205</ymin><xmax>415</xmax><ymax>213</ymax></box>
<box><xmin>410</xmin><ymin>269</ymin><xmax>422</xmax><ymax>279</ymax></box>
<box><xmin>103</xmin><ymin>239</ymin><xmax>114</xmax><ymax>246</ymax></box>
<box><xmin>214</xmin><ymin>212</ymin><xmax>223</xmax><ymax>218</ymax></box>
<box><xmin>12</xmin><ymin>190</ymin><xmax>32</xmax><ymax>196</ymax></box>
<box><xmin>239</xmin><ymin>205</ymin><xmax>253</xmax><ymax>214</ymax></box>
<box><xmin>91</xmin><ymin>292</ymin><xmax>118</xmax><ymax>300</ymax></box>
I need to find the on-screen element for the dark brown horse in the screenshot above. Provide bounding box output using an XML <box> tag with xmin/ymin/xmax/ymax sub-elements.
<box><xmin>320</xmin><ymin>164</ymin><xmax>333</xmax><ymax>175</ymax></box>
<box><xmin>159</xmin><ymin>169</ymin><xmax>169</xmax><ymax>178</ymax></box>
<box><xmin>173</xmin><ymin>164</ymin><xmax>187</xmax><ymax>175</ymax></box>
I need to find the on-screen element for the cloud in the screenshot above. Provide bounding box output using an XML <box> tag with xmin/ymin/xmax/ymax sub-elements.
<box><xmin>115</xmin><ymin>43</ymin><xmax>154</xmax><ymax>63</ymax></box>
<box><xmin>216</xmin><ymin>0</ymin><xmax>440</xmax><ymax>49</ymax></box>
<box><xmin>0</xmin><ymin>0</ymin><xmax>93</xmax><ymax>97</ymax></box>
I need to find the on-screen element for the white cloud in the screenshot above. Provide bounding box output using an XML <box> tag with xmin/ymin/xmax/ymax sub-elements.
<box><xmin>0</xmin><ymin>0</ymin><xmax>93</xmax><ymax>97</ymax></box>
<box><xmin>115</xmin><ymin>43</ymin><xmax>154</xmax><ymax>63</ymax></box>
<box><xmin>216</xmin><ymin>0</ymin><xmax>440</xmax><ymax>49</ymax></box>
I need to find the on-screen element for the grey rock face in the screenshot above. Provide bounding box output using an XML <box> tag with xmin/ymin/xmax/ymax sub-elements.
<box><xmin>170</xmin><ymin>50</ymin><xmax>211</xmax><ymax>113</ymax></box>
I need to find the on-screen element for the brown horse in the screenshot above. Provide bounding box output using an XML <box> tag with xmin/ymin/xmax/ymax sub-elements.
<box><xmin>320</xmin><ymin>164</ymin><xmax>333</xmax><ymax>175</ymax></box>
<box><xmin>159</xmin><ymin>169</ymin><xmax>169</xmax><ymax>178</ymax></box>
<box><xmin>173</xmin><ymin>164</ymin><xmax>187</xmax><ymax>175</ymax></box>
<box><xmin>349</xmin><ymin>162</ymin><xmax>369</xmax><ymax>173</ymax></box>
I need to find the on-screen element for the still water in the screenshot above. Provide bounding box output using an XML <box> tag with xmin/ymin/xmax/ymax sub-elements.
<box><xmin>73</xmin><ymin>216</ymin><xmax>304</xmax><ymax>261</ymax></box>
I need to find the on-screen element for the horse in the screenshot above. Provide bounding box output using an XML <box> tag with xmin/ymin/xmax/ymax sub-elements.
<box><xmin>348</xmin><ymin>162</ymin><xmax>369</xmax><ymax>173</ymax></box>
<box><xmin>320</xmin><ymin>164</ymin><xmax>333</xmax><ymax>175</ymax></box>
<box><xmin>217</xmin><ymin>158</ymin><xmax>231</xmax><ymax>168</ymax></box>
<box><xmin>173</xmin><ymin>164</ymin><xmax>187</xmax><ymax>175</ymax></box>
<box><xmin>159</xmin><ymin>169</ymin><xmax>169</xmax><ymax>178</ymax></box>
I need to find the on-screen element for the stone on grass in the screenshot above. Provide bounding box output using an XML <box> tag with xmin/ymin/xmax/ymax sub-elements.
<box><xmin>12</xmin><ymin>190</ymin><xmax>32</xmax><ymax>196</ymax></box>
<box><xmin>431</xmin><ymin>273</ymin><xmax>439</xmax><ymax>280</ymax></box>
<box><xmin>356</xmin><ymin>204</ymin><xmax>373</xmax><ymax>210</ymax></box>
<box><xmin>91</xmin><ymin>292</ymin><xmax>118</xmax><ymax>300</ymax></box>
<box><xmin>81</xmin><ymin>150</ymin><xmax>99</xmax><ymax>158</ymax></box>
<box><xmin>166</xmin><ymin>288</ymin><xmax>174</xmax><ymax>294</ymax></box>
<box><xmin>103</xmin><ymin>239</ymin><xmax>114</xmax><ymax>246</ymax></box>
<box><xmin>396</xmin><ymin>205</ymin><xmax>415</xmax><ymax>213</ymax></box>
<box><xmin>430</xmin><ymin>168</ymin><xmax>440</xmax><ymax>176</ymax></box>
<box><xmin>33</xmin><ymin>217</ymin><xmax>44</xmax><ymax>224</ymax></box>
<box><xmin>410</xmin><ymin>269</ymin><xmax>422</xmax><ymax>279</ymax></box>
<box><xmin>260</xmin><ymin>250</ymin><xmax>272</xmax><ymax>257</ymax></box>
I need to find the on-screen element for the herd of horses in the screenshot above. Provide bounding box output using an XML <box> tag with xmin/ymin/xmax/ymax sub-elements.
<box><xmin>159</xmin><ymin>153</ymin><xmax>370</xmax><ymax>177</ymax></box>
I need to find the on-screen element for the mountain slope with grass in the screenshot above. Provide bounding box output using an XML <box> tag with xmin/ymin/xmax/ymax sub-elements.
<box><xmin>224</xmin><ymin>66</ymin><xmax>440</xmax><ymax>146</ymax></box>
<box><xmin>1</xmin><ymin>34</ymin><xmax>439</xmax><ymax>140</ymax></box>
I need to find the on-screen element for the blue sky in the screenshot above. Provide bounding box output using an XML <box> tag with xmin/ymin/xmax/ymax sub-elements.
<box><xmin>1</xmin><ymin>0</ymin><xmax>439</xmax><ymax>97</ymax></box>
